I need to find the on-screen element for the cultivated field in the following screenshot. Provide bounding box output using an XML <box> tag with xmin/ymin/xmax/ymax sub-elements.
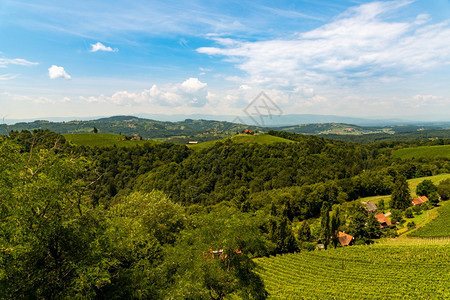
<box><xmin>256</xmin><ymin>244</ymin><xmax>450</xmax><ymax>299</ymax></box>
<box><xmin>190</xmin><ymin>134</ymin><xmax>294</xmax><ymax>150</ymax></box>
<box><xmin>393</xmin><ymin>145</ymin><xmax>450</xmax><ymax>159</ymax></box>
<box><xmin>408</xmin><ymin>200</ymin><xmax>450</xmax><ymax>238</ymax></box>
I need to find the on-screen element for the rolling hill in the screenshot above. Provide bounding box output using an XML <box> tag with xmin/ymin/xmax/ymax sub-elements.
<box><xmin>64</xmin><ymin>133</ymin><xmax>152</xmax><ymax>147</ymax></box>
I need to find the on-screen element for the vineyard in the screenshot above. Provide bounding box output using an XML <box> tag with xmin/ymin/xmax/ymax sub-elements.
<box><xmin>408</xmin><ymin>201</ymin><xmax>450</xmax><ymax>238</ymax></box>
<box><xmin>256</xmin><ymin>245</ymin><xmax>450</xmax><ymax>299</ymax></box>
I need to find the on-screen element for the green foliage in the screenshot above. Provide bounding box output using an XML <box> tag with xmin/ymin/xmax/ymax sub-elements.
<box><xmin>390</xmin><ymin>175</ymin><xmax>411</xmax><ymax>210</ymax></box>
<box><xmin>405</xmin><ymin>207</ymin><xmax>414</xmax><ymax>218</ymax></box>
<box><xmin>416</xmin><ymin>179</ymin><xmax>438</xmax><ymax>197</ymax></box>
<box><xmin>320</xmin><ymin>202</ymin><xmax>331</xmax><ymax>249</ymax></box>
<box><xmin>438</xmin><ymin>178</ymin><xmax>450</xmax><ymax>200</ymax></box>
<box><xmin>407</xmin><ymin>221</ymin><xmax>416</xmax><ymax>230</ymax></box>
<box><xmin>164</xmin><ymin>207</ymin><xmax>271</xmax><ymax>299</ymax></box>
<box><xmin>390</xmin><ymin>209</ymin><xmax>403</xmax><ymax>224</ymax></box>
<box><xmin>65</xmin><ymin>133</ymin><xmax>150</xmax><ymax>147</ymax></box>
<box><xmin>256</xmin><ymin>245</ymin><xmax>450</xmax><ymax>299</ymax></box>
<box><xmin>0</xmin><ymin>138</ymin><xmax>96</xmax><ymax>298</ymax></box>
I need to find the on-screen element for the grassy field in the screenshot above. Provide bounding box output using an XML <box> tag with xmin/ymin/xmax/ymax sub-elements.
<box><xmin>393</xmin><ymin>145</ymin><xmax>450</xmax><ymax>159</ymax></box>
<box><xmin>407</xmin><ymin>173</ymin><xmax>450</xmax><ymax>197</ymax></box>
<box><xmin>408</xmin><ymin>200</ymin><xmax>450</xmax><ymax>238</ymax></box>
<box><xmin>256</xmin><ymin>244</ymin><xmax>450</xmax><ymax>299</ymax></box>
<box><xmin>64</xmin><ymin>133</ymin><xmax>152</xmax><ymax>147</ymax></box>
<box><xmin>190</xmin><ymin>134</ymin><xmax>294</xmax><ymax>150</ymax></box>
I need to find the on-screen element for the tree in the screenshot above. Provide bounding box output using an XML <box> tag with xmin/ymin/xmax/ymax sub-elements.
<box><xmin>428</xmin><ymin>191</ymin><xmax>440</xmax><ymax>206</ymax></box>
<box><xmin>390</xmin><ymin>175</ymin><xmax>411</xmax><ymax>210</ymax></box>
<box><xmin>330</xmin><ymin>206</ymin><xmax>341</xmax><ymax>248</ymax></box>
<box><xmin>0</xmin><ymin>138</ymin><xmax>100</xmax><ymax>298</ymax></box>
<box><xmin>438</xmin><ymin>178</ymin><xmax>450</xmax><ymax>200</ymax></box>
<box><xmin>320</xmin><ymin>202</ymin><xmax>330</xmax><ymax>249</ymax></box>
<box><xmin>93</xmin><ymin>126</ymin><xmax>98</xmax><ymax>134</ymax></box>
<box><xmin>298</xmin><ymin>221</ymin><xmax>312</xmax><ymax>242</ymax></box>
<box><xmin>164</xmin><ymin>207</ymin><xmax>270</xmax><ymax>299</ymax></box>
<box><xmin>416</xmin><ymin>179</ymin><xmax>437</xmax><ymax>197</ymax></box>
<box><xmin>404</xmin><ymin>207</ymin><xmax>414</xmax><ymax>218</ymax></box>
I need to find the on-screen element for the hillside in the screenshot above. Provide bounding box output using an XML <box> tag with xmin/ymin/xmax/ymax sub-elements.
<box><xmin>393</xmin><ymin>145</ymin><xmax>450</xmax><ymax>159</ymax></box>
<box><xmin>189</xmin><ymin>133</ymin><xmax>294</xmax><ymax>150</ymax></box>
<box><xmin>4</xmin><ymin>116</ymin><xmax>450</xmax><ymax>145</ymax></box>
<box><xmin>408</xmin><ymin>200</ymin><xmax>450</xmax><ymax>238</ymax></box>
<box><xmin>256</xmin><ymin>244</ymin><xmax>450</xmax><ymax>299</ymax></box>
<box><xmin>64</xmin><ymin>133</ymin><xmax>153</xmax><ymax>147</ymax></box>
<box><xmin>6</xmin><ymin>116</ymin><xmax>262</xmax><ymax>144</ymax></box>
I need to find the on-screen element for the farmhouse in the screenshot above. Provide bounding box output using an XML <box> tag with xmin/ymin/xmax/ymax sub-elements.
<box><xmin>242</xmin><ymin>129</ymin><xmax>253</xmax><ymax>135</ymax></box>
<box><xmin>412</xmin><ymin>196</ymin><xmax>428</xmax><ymax>206</ymax></box>
<box><xmin>337</xmin><ymin>231</ymin><xmax>354</xmax><ymax>246</ymax></box>
<box><xmin>375</xmin><ymin>213</ymin><xmax>391</xmax><ymax>229</ymax></box>
<box><xmin>187</xmin><ymin>141</ymin><xmax>198</xmax><ymax>145</ymax></box>
<box><xmin>365</xmin><ymin>201</ymin><xmax>378</xmax><ymax>213</ymax></box>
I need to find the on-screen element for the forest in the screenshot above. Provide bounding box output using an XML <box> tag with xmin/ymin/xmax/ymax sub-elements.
<box><xmin>1</xmin><ymin>129</ymin><xmax>449</xmax><ymax>299</ymax></box>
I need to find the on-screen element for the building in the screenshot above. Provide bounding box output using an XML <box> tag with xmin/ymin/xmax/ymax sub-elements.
<box><xmin>375</xmin><ymin>213</ymin><xmax>392</xmax><ymax>228</ymax></box>
<box><xmin>412</xmin><ymin>196</ymin><xmax>429</xmax><ymax>206</ymax></box>
<box><xmin>365</xmin><ymin>201</ymin><xmax>378</xmax><ymax>213</ymax></box>
<box><xmin>337</xmin><ymin>231</ymin><xmax>354</xmax><ymax>246</ymax></box>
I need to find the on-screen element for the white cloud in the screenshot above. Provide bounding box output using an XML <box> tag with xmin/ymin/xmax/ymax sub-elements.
<box><xmin>80</xmin><ymin>78</ymin><xmax>209</xmax><ymax>107</ymax></box>
<box><xmin>90</xmin><ymin>42</ymin><xmax>118</xmax><ymax>52</ymax></box>
<box><xmin>181</xmin><ymin>77</ymin><xmax>207</xmax><ymax>92</ymax></box>
<box><xmin>0</xmin><ymin>57</ymin><xmax>38</xmax><ymax>68</ymax></box>
<box><xmin>197</xmin><ymin>1</ymin><xmax>450</xmax><ymax>87</ymax></box>
<box><xmin>48</xmin><ymin>65</ymin><xmax>71</xmax><ymax>79</ymax></box>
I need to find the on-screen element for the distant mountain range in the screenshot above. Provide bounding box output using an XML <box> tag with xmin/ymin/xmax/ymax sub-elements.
<box><xmin>2</xmin><ymin>115</ymin><xmax>450</xmax><ymax>144</ymax></box>
<box><xmin>4</xmin><ymin>113</ymin><xmax>450</xmax><ymax>127</ymax></box>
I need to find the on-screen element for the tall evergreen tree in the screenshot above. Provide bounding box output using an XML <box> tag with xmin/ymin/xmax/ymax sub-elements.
<box><xmin>320</xmin><ymin>202</ymin><xmax>331</xmax><ymax>250</ymax></box>
<box><xmin>390</xmin><ymin>175</ymin><xmax>411</xmax><ymax>210</ymax></box>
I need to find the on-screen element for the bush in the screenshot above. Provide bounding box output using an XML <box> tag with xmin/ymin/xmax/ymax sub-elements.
<box><xmin>407</xmin><ymin>221</ymin><xmax>416</xmax><ymax>230</ymax></box>
<box><xmin>390</xmin><ymin>209</ymin><xmax>403</xmax><ymax>224</ymax></box>
<box><xmin>404</xmin><ymin>208</ymin><xmax>414</xmax><ymax>218</ymax></box>
<box><xmin>437</xmin><ymin>178</ymin><xmax>450</xmax><ymax>200</ymax></box>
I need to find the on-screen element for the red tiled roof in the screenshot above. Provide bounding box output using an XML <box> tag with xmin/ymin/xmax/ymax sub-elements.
<box><xmin>412</xmin><ymin>196</ymin><xmax>428</xmax><ymax>206</ymax></box>
<box><xmin>337</xmin><ymin>231</ymin><xmax>353</xmax><ymax>246</ymax></box>
<box><xmin>375</xmin><ymin>213</ymin><xmax>392</xmax><ymax>227</ymax></box>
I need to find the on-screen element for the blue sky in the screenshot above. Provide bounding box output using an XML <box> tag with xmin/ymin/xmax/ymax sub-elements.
<box><xmin>1</xmin><ymin>0</ymin><xmax>450</xmax><ymax>120</ymax></box>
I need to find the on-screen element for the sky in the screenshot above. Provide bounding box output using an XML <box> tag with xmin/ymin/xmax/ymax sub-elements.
<box><xmin>1</xmin><ymin>0</ymin><xmax>450</xmax><ymax>121</ymax></box>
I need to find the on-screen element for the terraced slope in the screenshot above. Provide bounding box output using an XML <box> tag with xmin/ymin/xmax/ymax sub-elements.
<box><xmin>408</xmin><ymin>201</ymin><xmax>450</xmax><ymax>238</ymax></box>
<box><xmin>256</xmin><ymin>244</ymin><xmax>450</xmax><ymax>299</ymax></box>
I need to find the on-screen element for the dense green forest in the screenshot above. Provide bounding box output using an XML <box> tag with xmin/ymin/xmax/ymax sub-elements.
<box><xmin>1</xmin><ymin>129</ymin><xmax>450</xmax><ymax>298</ymax></box>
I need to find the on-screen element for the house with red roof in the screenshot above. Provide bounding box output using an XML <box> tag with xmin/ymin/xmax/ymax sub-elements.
<box><xmin>337</xmin><ymin>231</ymin><xmax>354</xmax><ymax>247</ymax></box>
<box><xmin>375</xmin><ymin>213</ymin><xmax>392</xmax><ymax>229</ymax></box>
<box><xmin>412</xmin><ymin>196</ymin><xmax>428</xmax><ymax>206</ymax></box>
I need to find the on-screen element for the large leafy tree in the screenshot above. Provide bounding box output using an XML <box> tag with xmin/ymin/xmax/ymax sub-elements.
<box><xmin>0</xmin><ymin>138</ymin><xmax>98</xmax><ymax>298</ymax></box>
<box><xmin>164</xmin><ymin>207</ymin><xmax>271</xmax><ymax>299</ymax></box>
<box><xmin>416</xmin><ymin>179</ymin><xmax>437</xmax><ymax>197</ymax></box>
<box><xmin>390</xmin><ymin>175</ymin><xmax>411</xmax><ymax>210</ymax></box>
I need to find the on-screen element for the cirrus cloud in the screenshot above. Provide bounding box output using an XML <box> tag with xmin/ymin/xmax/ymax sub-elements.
<box><xmin>197</xmin><ymin>0</ymin><xmax>450</xmax><ymax>88</ymax></box>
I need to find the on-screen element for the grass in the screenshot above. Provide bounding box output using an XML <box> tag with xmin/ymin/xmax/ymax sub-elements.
<box><xmin>64</xmin><ymin>133</ymin><xmax>152</xmax><ymax>147</ymax></box>
<box><xmin>189</xmin><ymin>134</ymin><xmax>294</xmax><ymax>150</ymax></box>
<box><xmin>256</xmin><ymin>244</ymin><xmax>450</xmax><ymax>299</ymax></box>
<box><xmin>407</xmin><ymin>173</ymin><xmax>450</xmax><ymax>197</ymax></box>
<box><xmin>393</xmin><ymin>144</ymin><xmax>450</xmax><ymax>159</ymax></box>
